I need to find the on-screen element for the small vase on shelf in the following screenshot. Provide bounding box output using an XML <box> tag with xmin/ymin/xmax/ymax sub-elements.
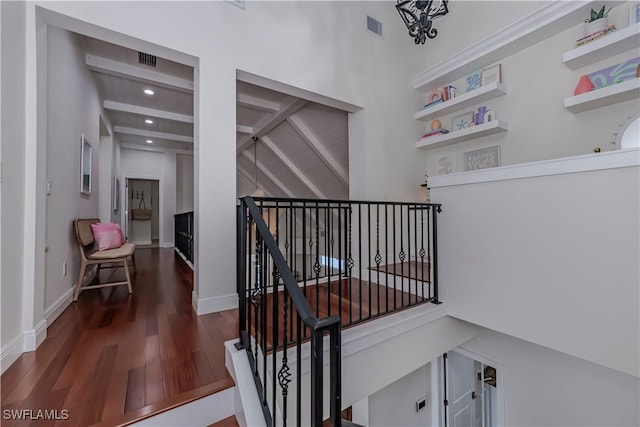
<box><xmin>574</xmin><ymin>75</ymin><xmax>594</xmax><ymax>96</ymax></box>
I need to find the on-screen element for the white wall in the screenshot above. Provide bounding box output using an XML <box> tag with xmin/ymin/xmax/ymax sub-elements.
<box><xmin>20</xmin><ymin>1</ymin><xmax>429</xmax><ymax>315</ymax></box>
<box><xmin>1</xmin><ymin>0</ymin><xmax>27</xmax><ymax>371</ymax></box>
<box><xmin>176</xmin><ymin>153</ymin><xmax>194</xmax><ymax>213</ymax></box>
<box><xmin>44</xmin><ymin>27</ymin><xmax>107</xmax><ymax>311</ymax></box>
<box><xmin>369</xmin><ymin>364</ymin><xmax>432</xmax><ymax>427</ymax></box>
<box><xmin>460</xmin><ymin>330</ymin><xmax>640</xmax><ymax>427</ymax></box>
<box><xmin>432</xmin><ymin>162</ymin><xmax>640</xmax><ymax>377</ymax></box>
<box><xmin>120</xmin><ymin>147</ymin><xmax>183</xmax><ymax>247</ymax></box>
<box><xmin>421</xmin><ymin>2</ymin><xmax>639</xmax><ymax>175</ymax></box>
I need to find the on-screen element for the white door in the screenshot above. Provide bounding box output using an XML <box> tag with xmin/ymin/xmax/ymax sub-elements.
<box><xmin>446</xmin><ymin>351</ymin><xmax>483</xmax><ymax>427</ymax></box>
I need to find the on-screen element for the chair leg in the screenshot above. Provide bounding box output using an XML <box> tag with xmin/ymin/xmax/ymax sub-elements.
<box><xmin>131</xmin><ymin>253</ymin><xmax>137</xmax><ymax>273</ymax></box>
<box><xmin>123</xmin><ymin>258</ymin><xmax>133</xmax><ymax>294</ymax></box>
<box><xmin>74</xmin><ymin>261</ymin><xmax>88</xmax><ymax>302</ymax></box>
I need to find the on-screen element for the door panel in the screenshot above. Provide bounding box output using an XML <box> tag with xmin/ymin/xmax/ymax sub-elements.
<box><xmin>448</xmin><ymin>351</ymin><xmax>476</xmax><ymax>427</ymax></box>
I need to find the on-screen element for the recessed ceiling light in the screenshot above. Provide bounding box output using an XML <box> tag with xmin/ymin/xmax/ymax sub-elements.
<box><xmin>143</xmin><ymin>89</ymin><xmax>154</xmax><ymax>95</ymax></box>
<box><xmin>145</xmin><ymin>119</ymin><xmax>154</xmax><ymax>124</ymax></box>
<box><xmin>146</xmin><ymin>139</ymin><xmax>153</xmax><ymax>144</ymax></box>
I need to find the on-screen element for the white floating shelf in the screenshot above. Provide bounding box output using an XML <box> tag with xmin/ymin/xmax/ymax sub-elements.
<box><xmin>411</xmin><ymin>1</ymin><xmax>617</xmax><ymax>91</ymax></box>
<box><xmin>564</xmin><ymin>78</ymin><xmax>640</xmax><ymax>113</ymax></box>
<box><xmin>563</xmin><ymin>22</ymin><xmax>640</xmax><ymax>70</ymax></box>
<box><xmin>415</xmin><ymin>120</ymin><xmax>508</xmax><ymax>150</ymax></box>
<box><xmin>415</xmin><ymin>82</ymin><xmax>507</xmax><ymax>122</ymax></box>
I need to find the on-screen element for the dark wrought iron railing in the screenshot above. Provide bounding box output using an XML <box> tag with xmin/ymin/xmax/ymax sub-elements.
<box><xmin>175</xmin><ymin>211</ymin><xmax>193</xmax><ymax>262</ymax></box>
<box><xmin>237</xmin><ymin>196</ymin><xmax>442</xmax><ymax>427</ymax></box>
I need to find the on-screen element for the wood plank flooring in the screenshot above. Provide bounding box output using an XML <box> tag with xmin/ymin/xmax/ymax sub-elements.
<box><xmin>1</xmin><ymin>248</ymin><xmax>237</xmax><ymax>427</ymax></box>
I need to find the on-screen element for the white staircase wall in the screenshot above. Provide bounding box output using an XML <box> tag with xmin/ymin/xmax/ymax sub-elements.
<box><xmin>431</xmin><ymin>151</ymin><xmax>640</xmax><ymax>377</ymax></box>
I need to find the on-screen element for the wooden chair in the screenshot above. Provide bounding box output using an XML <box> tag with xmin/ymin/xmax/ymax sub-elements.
<box><xmin>73</xmin><ymin>219</ymin><xmax>136</xmax><ymax>301</ymax></box>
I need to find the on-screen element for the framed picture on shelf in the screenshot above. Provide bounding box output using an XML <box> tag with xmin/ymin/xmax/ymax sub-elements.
<box><xmin>451</xmin><ymin>111</ymin><xmax>474</xmax><ymax>131</ymax></box>
<box><xmin>465</xmin><ymin>70</ymin><xmax>482</xmax><ymax>92</ymax></box>
<box><xmin>631</xmin><ymin>2</ymin><xmax>640</xmax><ymax>25</ymax></box>
<box><xmin>481</xmin><ymin>64</ymin><xmax>502</xmax><ymax>86</ymax></box>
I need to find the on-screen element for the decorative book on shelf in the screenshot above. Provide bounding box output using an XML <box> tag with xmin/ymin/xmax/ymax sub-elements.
<box><xmin>422</xmin><ymin>128</ymin><xmax>449</xmax><ymax>139</ymax></box>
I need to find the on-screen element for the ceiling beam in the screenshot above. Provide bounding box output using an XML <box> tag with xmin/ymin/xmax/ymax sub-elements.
<box><xmin>114</xmin><ymin>126</ymin><xmax>193</xmax><ymax>143</ymax></box>
<box><xmin>236</xmin><ymin>125</ymin><xmax>254</xmax><ymax>134</ymax></box>
<box><xmin>104</xmin><ymin>100</ymin><xmax>194</xmax><ymax>123</ymax></box>
<box><xmin>86</xmin><ymin>54</ymin><xmax>194</xmax><ymax>93</ymax></box>
<box><xmin>236</xmin><ymin>97</ymin><xmax>308</xmax><ymax>154</ymax></box>
<box><xmin>241</xmin><ymin>150</ymin><xmax>295</xmax><ymax>197</ymax></box>
<box><xmin>287</xmin><ymin>115</ymin><xmax>349</xmax><ymax>187</ymax></box>
<box><xmin>261</xmin><ymin>135</ymin><xmax>326</xmax><ymax>199</ymax></box>
<box><xmin>237</xmin><ymin>93</ymin><xmax>280</xmax><ymax>113</ymax></box>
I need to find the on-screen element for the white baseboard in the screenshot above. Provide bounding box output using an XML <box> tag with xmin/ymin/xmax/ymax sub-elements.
<box><xmin>44</xmin><ymin>287</ymin><xmax>74</xmax><ymax>327</ymax></box>
<box><xmin>162</xmin><ymin>241</ymin><xmax>175</xmax><ymax>248</ymax></box>
<box><xmin>193</xmin><ymin>292</ymin><xmax>239</xmax><ymax>315</ymax></box>
<box><xmin>1</xmin><ymin>333</ymin><xmax>24</xmax><ymax>374</ymax></box>
<box><xmin>23</xmin><ymin>319</ymin><xmax>47</xmax><ymax>352</ymax></box>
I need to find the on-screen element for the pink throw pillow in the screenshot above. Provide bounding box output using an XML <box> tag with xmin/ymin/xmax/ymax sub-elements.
<box><xmin>114</xmin><ymin>223</ymin><xmax>126</xmax><ymax>245</ymax></box>
<box><xmin>91</xmin><ymin>223</ymin><xmax>124</xmax><ymax>251</ymax></box>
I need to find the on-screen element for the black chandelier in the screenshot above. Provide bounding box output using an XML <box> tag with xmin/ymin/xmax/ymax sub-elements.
<box><xmin>396</xmin><ymin>0</ymin><xmax>449</xmax><ymax>45</ymax></box>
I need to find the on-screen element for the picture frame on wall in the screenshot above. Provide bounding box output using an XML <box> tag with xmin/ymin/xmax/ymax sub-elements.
<box><xmin>481</xmin><ymin>64</ymin><xmax>502</xmax><ymax>86</ymax></box>
<box><xmin>451</xmin><ymin>111</ymin><xmax>474</xmax><ymax>131</ymax></box>
<box><xmin>80</xmin><ymin>135</ymin><xmax>92</xmax><ymax>195</ymax></box>
<box><xmin>464</xmin><ymin>145</ymin><xmax>501</xmax><ymax>171</ymax></box>
<box><xmin>631</xmin><ymin>2</ymin><xmax>640</xmax><ymax>25</ymax></box>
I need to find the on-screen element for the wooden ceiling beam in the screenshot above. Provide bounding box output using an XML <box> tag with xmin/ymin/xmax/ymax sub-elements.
<box><xmin>237</xmin><ymin>93</ymin><xmax>280</xmax><ymax>113</ymax></box>
<box><xmin>114</xmin><ymin>126</ymin><xmax>193</xmax><ymax>143</ymax></box>
<box><xmin>86</xmin><ymin>54</ymin><xmax>193</xmax><ymax>93</ymax></box>
<box><xmin>236</xmin><ymin>97</ymin><xmax>308</xmax><ymax>154</ymax></box>
<box><xmin>103</xmin><ymin>100</ymin><xmax>193</xmax><ymax>123</ymax></box>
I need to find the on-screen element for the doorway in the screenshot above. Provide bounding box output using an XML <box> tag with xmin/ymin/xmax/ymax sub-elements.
<box><xmin>127</xmin><ymin>178</ymin><xmax>160</xmax><ymax>248</ymax></box>
<box><xmin>442</xmin><ymin>348</ymin><xmax>502</xmax><ymax>427</ymax></box>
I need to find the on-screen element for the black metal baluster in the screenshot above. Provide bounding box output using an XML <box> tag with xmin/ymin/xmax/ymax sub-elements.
<box><xmin>400</xmin><ymin>205</ymin><xmax>405</xmax><ymax>307</ymax></box>
<box><xmin>432</xmin><ymin>205</ymin><xmax>441</xmax><ymax>304</ymax></box>
<box><xmin>407</xmin><ymin>204</ymin><xmax>412</xmax><ymax>306</ymax></box>
<box><xmin>337</xmin><ymin>203</ymin><xmax>343</xmax><ymax>320</ymax></box>
<box><xmin>262</xmin><ymin>238</ymin><xmax>268</xmax><ymax>407</ymax></box>
<box><xmin>384</xmin><ymin>204</ymin><xmax>389</xmax><ymax>314</ymax></box>
<box><xmin>310</xmin><ymin>330</ymin><xmax>323</xmax><ymax>427</ymax></box>
<box><xmin>375</xmin><ymin>204</ymin><xmax>381</xmax><ymax>316</ymax></box>
<box><xmin>314</xmin><ymin>203</ymin><xmax>320</xmax><ymax>318</ymax></box>
<box><xmin>367</xmin><ymin>203</ymin><xmax>372</xmax><ymax>319</ymax></box>
<box><xmin>420</xmin><ymin>206</ymin><xmax>425</xmax><ymax>302</ymax></box>
<box><xmin>296</xmin><ymin>312</ymin><xmax>302</xmax><ymax>427</ymax></box>
<box><xmin>278</xmin><ymin>289</ymin><xmax>291</xmax><ymax>427</ymax></box>
<box><xmin>392</xmin><ymin>204</ymin><xmax>397</xmax><ymax>311</ymax></box>
<box><xmin>358</xmin><ymin>204</ymin><xmax>362</xmax><ymax>322</ymax></box>
<box><xmin>326</xmin><ymin>204</ymin><xmax>330</xmax><ymax>317</ymax></box>
<box><xmin>347</xmin><ymin>207</ymin><xmax>353</xmax><ymax>325</ymax></box>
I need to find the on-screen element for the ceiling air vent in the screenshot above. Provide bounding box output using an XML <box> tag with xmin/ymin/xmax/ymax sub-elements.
<box><xmin>367</xmin><ymin>16</ymin><xmax>382</xmax><ymax>37</ymax></box>
<box><xmin>138</xmin><ymin>52</ymin><xmax>157</xmax><ymax>68</ymax></box>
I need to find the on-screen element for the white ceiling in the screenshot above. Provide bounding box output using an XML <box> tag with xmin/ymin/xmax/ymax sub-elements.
<box><xmin>80</xmin><ymin>33</ymin><xmax>349</xmax><ymax>199</ymax></box>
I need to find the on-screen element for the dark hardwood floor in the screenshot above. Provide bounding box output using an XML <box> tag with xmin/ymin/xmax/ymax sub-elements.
<box><xmin>1</xmin><ymin>248</ymin><xmax>237</xmax><ymax>427</ymax></box>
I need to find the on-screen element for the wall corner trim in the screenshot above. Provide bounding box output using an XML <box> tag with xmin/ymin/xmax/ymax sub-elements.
<box><xmin>23</xmin><ymin>319</ymin><xmax>47</xmax><ymax>352</ymax></box>
<box><xmin>195</xmin><ymin>293</ymin><xmax>239</xmax><ymax>315</ymax></box>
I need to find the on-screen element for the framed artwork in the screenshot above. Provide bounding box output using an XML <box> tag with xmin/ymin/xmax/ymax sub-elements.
<box><xmin>451</xmin><ymin>111</ymin><xmax>474</xmax><ymax>131</ymax></box>
<box><xmin>465</xmin><ymin>70</ymin><xmax>482</xmax><ymax>92</ymax></box>
<box><xmin>80</xmin><ymin>135</ymin><xmax>92</xmax><ymax>195</ymax></box>
<box><xmin>481</xmin><ymin>64</ymin><xmax>502</xmax><ymax>86</ymax></box>
<box><xmin>631</xmin><ymin>2</ymin><xmax>640</xmax><ymax>25</ymax></box>
<box><xmin>588</xmin><ymin>57</ymin><xmax>640</xmax><ymax>89</ymax></box>
<box><xmin>464</xmin><ymin>145</ymin><xmax>501</xmax><ymax>171</ymax></box>
<box><xmin>437</xmin><ymin>152</ymin><xmax>456</xmax><ymax>175</ymax></box>
<box><xmin>113</xmin><ymin>177</ymin><xmax>120</xmax><ymax>212</ymax></box>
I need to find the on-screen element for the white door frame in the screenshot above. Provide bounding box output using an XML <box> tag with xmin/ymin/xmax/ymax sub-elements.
<box><xmin>122</xmin><ymin>174</ymin><xmax>163</xmax><ymax>246</ymax></box>
<box><xmin>436</xmin><ymin>347</ymin><xmax>505</xmax><ymax>427</ymax></box>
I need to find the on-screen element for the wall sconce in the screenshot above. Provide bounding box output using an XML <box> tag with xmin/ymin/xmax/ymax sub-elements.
<box><xmin>396</xmin><ymin>0</ymin><xmax>449</xmax><ymax>45</ymax></box>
